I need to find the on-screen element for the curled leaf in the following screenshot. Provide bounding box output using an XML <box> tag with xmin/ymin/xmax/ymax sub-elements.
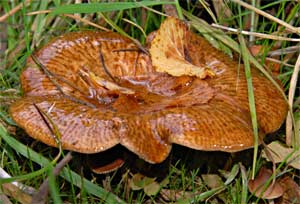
<box><xmin>149</xmin><ymin>17</ymin><xmax>215</xmax><ymax>78</ymax></box>
<box><xmin>248</xmin><ymin>167</ymin><xmax>283</xmax><ymax>199</ymax></box>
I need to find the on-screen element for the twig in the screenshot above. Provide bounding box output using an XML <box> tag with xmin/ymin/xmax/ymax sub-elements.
<box><xmin>31</xmin><ymin>54</ymin><xmax>96</xmax><ymax>108</ymax></box>
<box><xmin>33</xmin><ymin>104</ymin><xmax>61</xmax><ymax>146</ymax></box>
<box><xmin>98</xmin><ymin>47</ymin><xmax>116</xmax><ymax>82</ymax></box>
<box><xmin>231</xmin><ymin>0</ymin><xmax>300</xmax><ymax>34</ymax></box>
<box><xmin>31</xmin><ymin>152</ymin><xmax>73</xmax><ymax>204</ymax></box>
<box><xmin>211</xmin><ymin>24</ymin><xmax>300</xmax><ymax>42</ymax></box>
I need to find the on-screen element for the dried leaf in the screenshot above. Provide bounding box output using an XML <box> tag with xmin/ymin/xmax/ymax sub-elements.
<box><xmin>144</xmin><ymin>181</ymin><xmax>160</xmax><ymax>196</ymax></box>
<box><xmin>160</xmin><ymin>189</ymin><xmax>194</xmax><ymax>202</ymax></box>
<box><xmin>0</xmin><ymin>183</ymin><xmax>32</xmax><ymax>204</ymax></box>
<box><xmin>248</xmin><ymin>167</ymin><xmax>283</xmax><ymax>199</ymax></box>
<box><xmin>276</xmin><ymin>176</ymin><xmax>300</xmax><ymax>204</ymax></box>
<box><xmin>149</xmin><ymin>17</ymin><xmax>215</xmax><ymax>78</ymax></box>
<box><xmin>201</xmin><ymin>174</ymin><xmax>223</xmax><ymax>189</ymax></box>
<box><xmin>129</xmin><ymin>173</ymin><xmax>156</xmax><ymax>190</ymax></box>
<box><xmin>262</xmin><ymin>141</ymin><xmax>300</xmax><ymax>170</ymax></box>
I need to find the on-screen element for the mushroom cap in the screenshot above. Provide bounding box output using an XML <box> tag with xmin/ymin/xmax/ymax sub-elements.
<box><xmin>10</xmin><ymin>17</ymin><xmax>288</xmax><ymax>164</ymax></box>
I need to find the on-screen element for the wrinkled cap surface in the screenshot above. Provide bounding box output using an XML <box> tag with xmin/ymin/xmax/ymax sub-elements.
<box><xmin>10</xmin><ymin>17</ymin><xmax>288</xmax><ymax>163</ymax></box>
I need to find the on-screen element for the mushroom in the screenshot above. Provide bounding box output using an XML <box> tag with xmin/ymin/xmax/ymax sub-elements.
<box><xmin>10</xmin><ymin>17</ymin><xmax>287</xmax><ymax>167</ymax></box>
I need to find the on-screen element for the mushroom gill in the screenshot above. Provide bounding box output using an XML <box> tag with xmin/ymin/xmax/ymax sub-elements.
<box><xmin>10</xmin><ymin>17</ymin><xmax>288</xmax><ymax>164</ymax></box>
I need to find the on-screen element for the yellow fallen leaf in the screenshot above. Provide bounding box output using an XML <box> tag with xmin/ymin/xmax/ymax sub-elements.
<box><xmin>149</xmin><ymin>17</ymin><xmax>215</xmax><ymax>78</ymax></box>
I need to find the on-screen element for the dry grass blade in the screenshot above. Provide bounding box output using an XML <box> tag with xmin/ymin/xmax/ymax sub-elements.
<box><xmin>138</xmin><ymin>4</ymin><xmax>169</xmax><ymax>17</ymax></box>
<box><xmin>27</xmin><ymin>10</ymin><xmax>110</xmax><ymax>31</ymax></box>
<box><xmin>63</xmin><ymin>13</ymin><xmax>110</xmax><ymax>31</ymax></box>
<box><xmin>0</xmin><ymin>168</ymin><xmax>36</xmax><ymax>195</ymax></box>
<box><xmin>286</xmin><ymin>54</ymin><xmax>300</xmax><ymax>146</ymax></box>
<box><xmin>0</xmin><ymin>0</ymin><xmax>31</xmax><ymax>22</ymax></box>
<box><xmin>198</xmin><ymin>0</ymin><xmax>217</xmax><ymax>23</ymax></box>
<box><xmin>232</xmin><ymin>0</ymin><xmax>300</xmax><ymax>34</ymax></box>
<box><xmin>212</xmin><ymin>24</ymin><xmax>300</xmax><ymax>42</ymax></box>
<box><xmin>122</xmin><ymin>18</ymin><xmax>147</xmax><ymax>38</ymax></box>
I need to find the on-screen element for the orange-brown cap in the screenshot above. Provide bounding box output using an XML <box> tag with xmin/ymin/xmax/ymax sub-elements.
<box><xmin>10</xmin><ymin>17</ymin><xmax>287</xmax><ymax>164</ymax></box>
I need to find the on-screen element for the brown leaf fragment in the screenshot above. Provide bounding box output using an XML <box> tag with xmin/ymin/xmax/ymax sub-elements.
<box><xmin>89</xmin><ymin>158</ymin><xmax>124</xmax><ymax>174</ymax></box>
<box><xmin>0</xmin><ymin>183</ymin><xmax>32</xmax><ymax>204</ymax></box>
<box><xmin>201</xmin><ymin>174</ymin><xmax>224</xmax><ymax>189</ymax></box>
<box><xmin>144</xmin><ymin>181</ymin><xmax>161</xmax><ymax>196</ymax></box>
<box><xmin>160</xmin><ymin>189</ymin><xmax>194</xmax><ymax>202</ymax></box>
<box><xmin>163</xmin><ymin>4</ymin><xmax>178</xmax><ymax>17</ymax></box>
<box><xmin>149</xmin><ymin>17</ymin><xmax>215</xmax><ymax>78</ymax></box>
<box><xmin>248</xmin><ymin>167</ymin><xmax>283</xmax><ymax>200</ymax></box>
<box><xmin>212</xmin><ymin>0</ymin><xmax>232</xmax><ymax>24</ymax></box>
<box><xmin>0</xmin><ymin>193</ymin><xmax>12</xmax><ymax>204</ymax></box>
<box><xmin>276</xmin><ymin>176</ymin><xmax>300</xmax><ymax>204</ymax></box>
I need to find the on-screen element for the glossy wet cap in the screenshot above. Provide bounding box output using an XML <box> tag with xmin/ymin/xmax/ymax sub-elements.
<box><xmin>10</xmin><ymin>17</ymin><xmax>288</xmax><ymax>164</ymax></box>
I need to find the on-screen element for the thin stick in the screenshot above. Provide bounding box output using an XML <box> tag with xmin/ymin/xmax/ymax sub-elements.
<box><xmin>31</xmin><ymin>54</ymin><xmax>96</xmax><ymax>108</ymax></box>
<box><xmin>26</xmin><ymin>10</ymin><xmax>51</xmax><ymax>15</ymax></box>
<box><xmin>98</xmin><ymin>47</ymin><xmax>116</xmax><ymax>82</ymax></box>
<box><xmin>232</xmin><ymin>0</ymin><xmax>300</xmax><ymax>33</ymax></box>
<box><xmin>212</xmin><ymin>24</ymin><xmax>300</xmax><ymax>42</ymax></box>
<box><xmin>31</xmin><ymin>152</ymin><xmax>73</xmax><ymax>204</ymax></box>
<box><xmin>286</xmin><ymin>54</ymin><xmax>300</xmax><ymax>146</ymax></box>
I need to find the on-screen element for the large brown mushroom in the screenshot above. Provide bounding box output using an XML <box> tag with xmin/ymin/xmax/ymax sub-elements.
<box><xmin>10</xmin><ymin>17</ymin><xmax>287</xmax><ymax>164</ymax></box>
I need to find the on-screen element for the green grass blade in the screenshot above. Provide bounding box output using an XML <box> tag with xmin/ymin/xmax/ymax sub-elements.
<box><xmin>48</xmin><ymin>165</ymin><xmax>63</xmax><ymax>204</ymax></box>
<box><xmin>238</xmin><ymin>35</ymin><xmax>259</xmax><ymax>180</ymax></box>
<box><xmin>0</xmin><ymin>125</ymin><xmax>126</xmax><ymax>204</ymax></box>
<box><xmin>224</xmin><ymin>164</ymin><xmax>239</xmax><ymax>185</ymax></box>
<box><xmin>52</xmin><ymin>1</ymin><xmax>175</xmax><ymax>14</ymax></box>
<box><xmin>174</xmin><ymin>0</ymin><xmax>183</xmax><ymax>20</ymax></box>
<box><xmin>191</xmin><ymin>186</ymin><xmax>225</xmax><ymax>203</ymax></box>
